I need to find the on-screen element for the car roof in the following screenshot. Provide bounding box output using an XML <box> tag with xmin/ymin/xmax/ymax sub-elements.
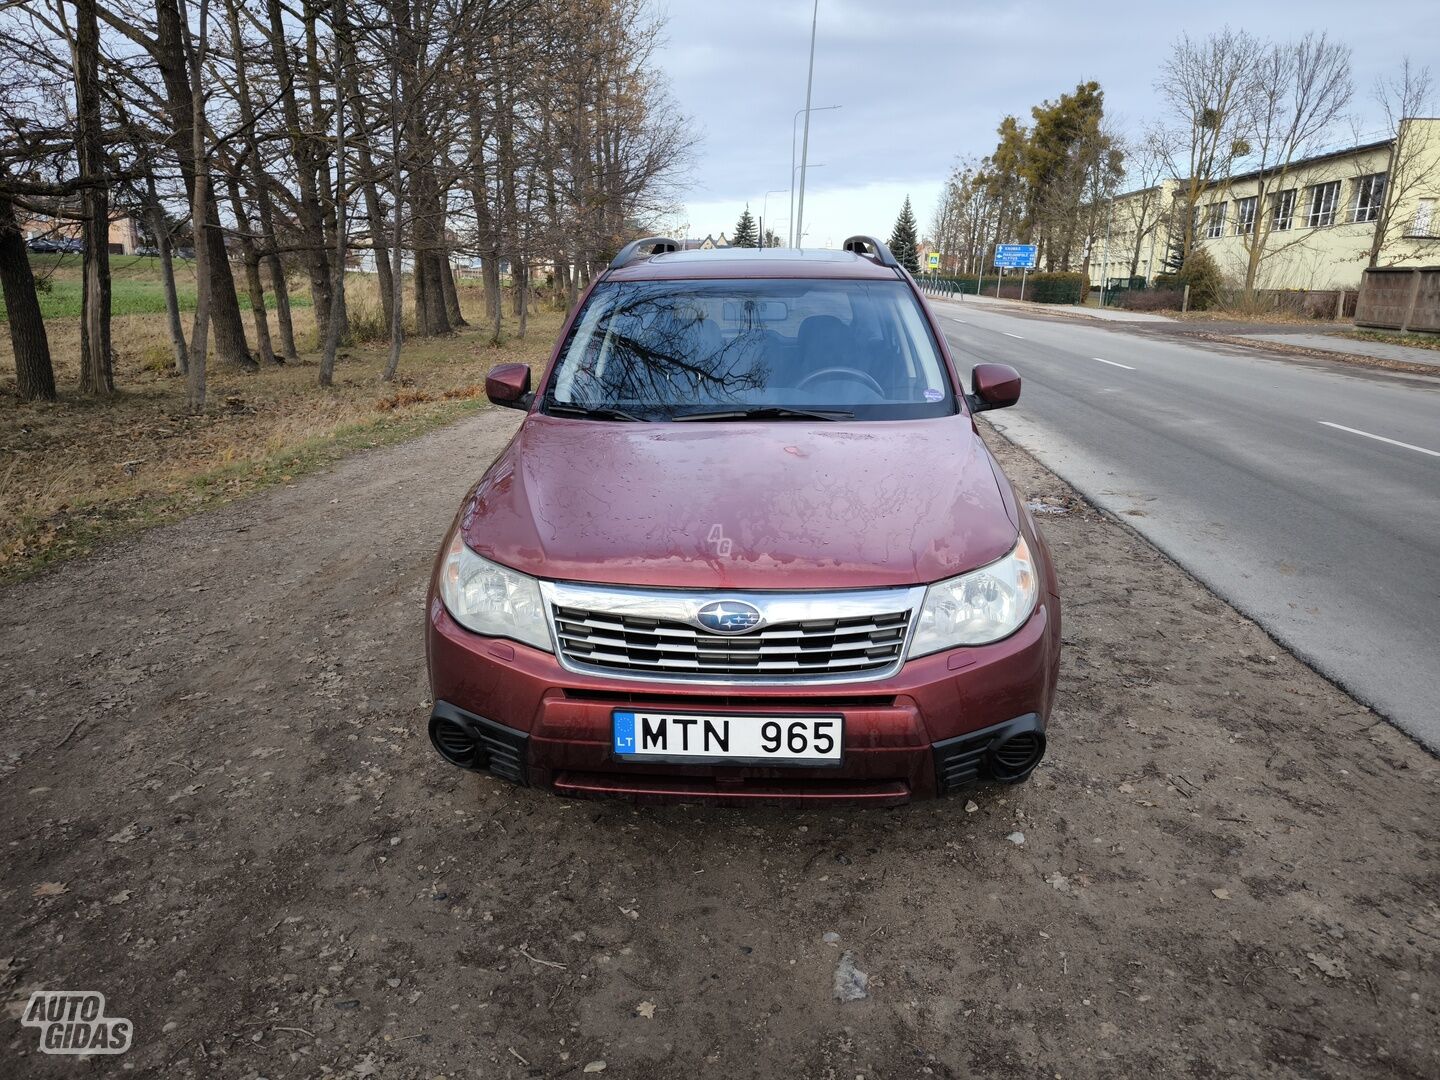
<box><xmin>605</xmin><ymin>247</ymin><xmax>905</xmax><ymax>282</ymax></box>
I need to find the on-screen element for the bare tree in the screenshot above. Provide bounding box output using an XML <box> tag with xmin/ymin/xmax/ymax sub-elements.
<box><xmin>319</xmin><ymin>0</ymin><xmax>349</xmax><ymax>387</ymax></box>
<box><xmin>1156</xmin><ymin>27</ymin><xmax>1264</xmax><ymax>265</ymax></box>
<box><xmin>1234</xmin><ymin>32</ymin><xmax>1352</xmax><ymax>294</ymax></box>
<box><xmin>180</xmin><ymin>0</ymin><xmax>212</xmax><ymax>411</ymax></box>
<box><xmin>1118</xmin><ymin>125</ymin><xmax>1174</xmax><ymax>281</ymax></box>
<box><xmin>70</xmin><ymin>0</ymin><xmax>114</xmax><ymax>396</ymax></box>
<box><xmin>1369</xmin><ymin>58</ymin><xmax>1437</xmax><ymax>266</ymax></box>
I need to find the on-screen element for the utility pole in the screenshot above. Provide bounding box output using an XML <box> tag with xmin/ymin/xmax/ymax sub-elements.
<box><xmin>1098</xmin><ymin>198</ymin><xmax>1113</xmax><ymax>307</ymax></box>
<box><xmin>788</xmin><ymin>106</ymin><xmax>838</xmax><ymax>247</ymax></box>
<box><xmin>794</xmin><ymin>0</ymin><xmax>819</xmax><ymax>249</ymax></box>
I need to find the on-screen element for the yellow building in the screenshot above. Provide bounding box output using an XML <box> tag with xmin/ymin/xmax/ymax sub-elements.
<box><xmin>1096</xmin><ymin>117</ymin><xmax>1440</xmax><ymax>291</ymax></box>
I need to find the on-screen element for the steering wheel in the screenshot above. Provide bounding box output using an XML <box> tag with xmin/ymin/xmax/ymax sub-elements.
<box><xmin>796</xmin><ymin>366</ymin><xmax>886</xmax><ymax>397</ymax></box>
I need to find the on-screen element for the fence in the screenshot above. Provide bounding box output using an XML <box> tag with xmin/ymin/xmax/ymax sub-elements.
<box><xmin>1355</xmin><ymin>266</ymin><xmax>1440</xmax><ymax>332</ymax></box>
<box><xmin>1107</xmin><ymin>284</ymin><xmax>1360</xmax><ymax>319</ymax></box>
<box><xmin>914</xmin><ymin>272</ymin><xmax>1084</xmax><ymax>305</ymax></box>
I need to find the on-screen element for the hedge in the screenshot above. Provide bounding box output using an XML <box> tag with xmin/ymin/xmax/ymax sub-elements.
<box><xmin>917</xmin><ymin>272</ymin><xmax>1085</xmax><ymax>305</ymax></box>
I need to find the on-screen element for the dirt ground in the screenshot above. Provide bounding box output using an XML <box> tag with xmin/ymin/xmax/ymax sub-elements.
<box><xmin>1</xmin><ymin>409</ymin><xmax>1436</xmax><ymax>1079</ymax></box>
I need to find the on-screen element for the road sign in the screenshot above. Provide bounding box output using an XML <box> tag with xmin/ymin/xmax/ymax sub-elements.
<box><xmin>993</xmin><ymin>244</ymin><xmax>1037</xmax><ymax>270</ymax></box>
<box><xmin>927</xmin><ymin>252</ymin><xmax>941</xmax><ymax>269</ymax></box>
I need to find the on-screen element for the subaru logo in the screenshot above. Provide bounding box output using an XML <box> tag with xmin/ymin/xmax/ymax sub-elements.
<box><xmin>695</xmin><ymin>600</ymin><xmax>763</xmax><ymax>635</ymax></box>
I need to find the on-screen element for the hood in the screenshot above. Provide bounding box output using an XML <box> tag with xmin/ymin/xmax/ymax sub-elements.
<box><xmin>459</xmin><ymin>414</ymin><xmax>1017</xmax><ymax>590</ymax></box>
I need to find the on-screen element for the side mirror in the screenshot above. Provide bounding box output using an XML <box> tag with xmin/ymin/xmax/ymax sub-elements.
<box><xmin>486</xmin><ymin>363</ymin><xmax>532</xmax><ymax>410</ymax></box>
<box><xmin>970</xmin><ymin>363</ymin><xmax>1021</xmax><ymax>411</ymax></box>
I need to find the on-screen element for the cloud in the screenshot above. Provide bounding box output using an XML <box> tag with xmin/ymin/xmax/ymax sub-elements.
<box><xmin>663</xmin><ymin>0</ymin><xmax>1440</xmax><ymax>246</ymax></box>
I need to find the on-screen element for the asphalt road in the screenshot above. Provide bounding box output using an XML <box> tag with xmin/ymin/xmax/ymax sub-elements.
<box><xmin>933</xmin><ymin>298</ymin><xmax>1440</xmax><ymax>751</ymax></box>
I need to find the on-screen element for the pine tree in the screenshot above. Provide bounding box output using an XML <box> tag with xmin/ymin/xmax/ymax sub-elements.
<box><xmin>888</xmin><ymin>196</ymin><xmax>920</xmax><ymax>273</ymax></box>
<box><xmin>732</xmin><ymin>205</ymin><xmax>758</xmax><ymax>248</ymax></box>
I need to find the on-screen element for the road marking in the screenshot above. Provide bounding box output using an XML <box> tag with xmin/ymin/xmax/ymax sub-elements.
<box><xmin>1093</xmin><ymin>357</ymin><xmax>1135</xmax><ymax>370</ymax></box>
<box><xmin>1003</xmin><ymin>332</ymin><xmax>1024</xmax><ymax>339</ymax></box>
<box><xmin>1318</xmin><ymin>421</ymin><xmax>1440</xmax><ymax>458</ymax></box>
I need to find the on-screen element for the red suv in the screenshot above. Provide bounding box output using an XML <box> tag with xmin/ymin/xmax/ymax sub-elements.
<box><xmin>426</xmin><ymin>236</ymin><xmax>1060</xmax><ymax>805</ymax></box>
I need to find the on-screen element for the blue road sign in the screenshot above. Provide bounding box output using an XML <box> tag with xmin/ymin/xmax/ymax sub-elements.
<box><xmin>993</xmin><ymin>244</ymin><xmax>1038</xmax><ymax>270</ymax></box>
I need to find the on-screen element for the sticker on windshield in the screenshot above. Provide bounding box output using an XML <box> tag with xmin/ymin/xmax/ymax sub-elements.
<box><xmin>924</xmin><ymin>388</ymin><xmax>943</xmax><ymax>402</ymax></box>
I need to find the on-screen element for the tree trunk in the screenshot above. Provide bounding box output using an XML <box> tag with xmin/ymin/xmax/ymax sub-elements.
<box><xmin>381</xmin><ymin>34</ymin><xmax>404</xmax><ymax>382</ymax></box>
<box><xmin>145</xmin><ymin>171</ymin><xmax>188</xmax><ymax>372</ymax></box>
<box><xmin>156</xmin><ymin>0</ymin><xmax>252</xmax><ymax>371</ymax></box>
<box><xmin>263</xmin><ymin>0</ymin><xmax>331</xmax><ymax>336</ymax></box>
<box><xmin>0</xmin><ymin>194</ymin><xmax>56</xmax><ymax>401</ymax></box>
<box><xmin>225</xmin><ymin>0</ymin><xmax>296</xmax><ymax>362</ymax></box>
<box><xmin>319</xmin><ymin>0</ymin><xmax>349</xmax><ymax>388</ymax></box>
<box><xmin>180</xmin><ymin>0</ymin><xmax>212</xmax><ymax>412</ymax></box>
<box><xmin>359</xmin><ymin>169</ymin><xmax>394</xmax><ymax>332</ymax></box>
<box><xmin>440</xmin><ymin>249</ymin><xmax>465</xmax><ymax>327</ymax></box>
<box><xmin>74</xmin><ymin>0</ymin><xmax>113</xmax><ymax>396</ymax></box>
<box><xmin>226</xmin><ymin>174</ymin><xmax>275</xmax><ymax>365</ymax></box>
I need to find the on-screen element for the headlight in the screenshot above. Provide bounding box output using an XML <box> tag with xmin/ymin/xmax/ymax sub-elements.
<box><xmin>438</xmin><ymin>531</ymin><xmax>552</xmax><ymax>651</ymax></box>
<box><xmin>910</xmin><ymin>536</ymin><xmax>1039</xmax><ymax>656</ymax></box>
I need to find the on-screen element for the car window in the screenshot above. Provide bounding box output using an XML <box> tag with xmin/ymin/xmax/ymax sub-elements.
<box><xmin>545</xmin><ymin>279</ymin><xmax>956</xmax><ymax>420</ymax></box>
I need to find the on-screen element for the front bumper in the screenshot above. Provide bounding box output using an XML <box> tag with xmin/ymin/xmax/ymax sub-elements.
<box><xmin>425</xmin><ymin>592</ymin><xmax>1059</xmax><ymax>805</ymax></box>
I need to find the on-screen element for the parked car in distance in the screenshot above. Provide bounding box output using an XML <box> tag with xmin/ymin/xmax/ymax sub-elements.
<box><xmin>426</xmin><ymin>236</ymin><xmax>1060</xmax><ymax>805</ymax></box>
<box><xmin>25</xmin><ymin>236</ymin><xmax>65</xmax><ymax>253</ymax></box>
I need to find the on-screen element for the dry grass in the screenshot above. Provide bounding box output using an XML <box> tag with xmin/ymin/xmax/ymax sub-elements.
<box><xmin>0</xmin><ymin>277</ymin><xmax>562</xmax><ymax>581</ymax></box>
<box><xmin>1338</xmin><ymin>328</ymin><xmax>1440</xmax><ymax>352</ymax></box>
<box><xmin>1171</xmin><ymin>307</ymin><xmax>1339</xmax><ymax>325</ymax></box>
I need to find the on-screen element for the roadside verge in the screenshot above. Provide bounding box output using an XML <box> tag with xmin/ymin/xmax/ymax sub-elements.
<box><xmin>0</xmin><ymin>407</ymin><xmax>1435</xmax><ymax>1078</ymax></box>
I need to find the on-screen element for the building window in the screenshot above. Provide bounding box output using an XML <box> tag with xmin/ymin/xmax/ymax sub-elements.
<box><xmin>1270</xmin><ymin>189</ymin><xmax>1296</xmax><ymax>231</ymax></box>
<box><xmin>1350</xmin><ymin>173</ymin><xmax>1386</xmax><ymax>223</ymax></box>
<box><xmin>1306</xmin><ymin>181</ymin><xmax>1340</xmax><ymax>228</ymax></box>
<box><xmin>1235</xmin><ymin>196</ymin><xmax>1257</xmax><ymax>235</ymax></box>
<box><xmin>1205</xmin><ymin>202</ymin><xmax>1227</xmax><ymax>239</ymax></box>
<box><xmin>1410</xmin><ymin>199</ymin><xmax>1436</xmax><ymax>238</ymax></box>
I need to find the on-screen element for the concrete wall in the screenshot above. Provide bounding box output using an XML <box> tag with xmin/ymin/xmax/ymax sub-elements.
<box><xmin>1356</xmin><ymin>266</ymin><xmax>1440</xmax><ymax>332</ymax></box>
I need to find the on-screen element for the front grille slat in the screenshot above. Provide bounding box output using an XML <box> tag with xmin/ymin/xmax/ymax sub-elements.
<box><xmin>553</xmin><ymin>602</ymin><xmax>912</xmax><ymax>679</ymax></box>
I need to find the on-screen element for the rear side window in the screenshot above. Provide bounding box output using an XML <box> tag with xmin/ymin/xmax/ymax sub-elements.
<box><xmin>545</xmin><ymin>279</ymin><xmax>955</xmax><ymax>420</ymax></box>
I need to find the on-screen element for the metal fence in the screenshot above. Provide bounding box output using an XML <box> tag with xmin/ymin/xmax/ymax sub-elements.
<box><xmin>914</xmin><ymin>275</ymin><xmax>966</xmax><ymax>300</ymax></box>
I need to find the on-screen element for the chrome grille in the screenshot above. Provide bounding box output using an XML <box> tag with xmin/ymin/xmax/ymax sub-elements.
<box><xmin>553</xmin><ymin>606</ymin><xmax>911</xmax><ymax>677</ymax></box>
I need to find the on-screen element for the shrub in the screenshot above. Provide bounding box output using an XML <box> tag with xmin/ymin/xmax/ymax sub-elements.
<box><xmin>1175</xmin><ymin>249</ymin><xmax>1223</xmax><ymax>311</ymax></box>
<box><xmin>345</xmin><ymin>296</ymin><xmax>391</xmax><ymax>344</ymax></box>
<box><xmin>1113</xmin><ymin>288</ymin><xmax>1185</xmax><ymax>312</ymax></box>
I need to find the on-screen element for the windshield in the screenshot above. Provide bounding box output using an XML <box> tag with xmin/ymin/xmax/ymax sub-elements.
<box><xmin>543</xmin><ymin>279</ymin><xmax>956</xmax><ymax>420</ymax></box>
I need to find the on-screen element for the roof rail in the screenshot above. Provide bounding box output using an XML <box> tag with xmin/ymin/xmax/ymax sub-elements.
<box><xmin>842</xmin><ymin>235</ymin><xmax>900</xmax><ymax>268</ymax></box>
<box><xmin>609</xmin><ymin>236</ymin><xmax>682</xmax><ymax>270</ymax></box>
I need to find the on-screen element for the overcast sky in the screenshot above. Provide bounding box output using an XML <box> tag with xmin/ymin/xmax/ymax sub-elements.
<box><xmin>661</xmin><ymin>0</ymin><xmax>1440</xmax><ymax>248</ymax></box>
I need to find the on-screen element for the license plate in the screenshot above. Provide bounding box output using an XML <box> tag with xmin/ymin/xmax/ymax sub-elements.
<box><xmin>612</xmin><ymin>711</ymin><xmax>843</xmax><ymax>766</ymax></box>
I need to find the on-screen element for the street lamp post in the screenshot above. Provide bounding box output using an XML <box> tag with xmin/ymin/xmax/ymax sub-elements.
<box><xmin>789</xmin><ymin>104</ymin><xmax>839</xmax><ymax>247</ymax></box>
<box><xmin>760</xmin><ymin>189</ymin><xmax>785</xmax><ymax>248</ymax></box>
<box><xmin>794</xmin><ymin>0</ymin><xmax>820</xmax><ymax>249</ymax></box>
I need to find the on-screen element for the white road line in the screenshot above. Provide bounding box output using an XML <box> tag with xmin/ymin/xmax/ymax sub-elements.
<box><xmin>1003</xmin><ymin>332</ymin><xmax>1024</xmax><ymax>339</ymax></box>
<box><xmin>1318</xmin><ymin>421</ymin><xmax>1440</xmax><ymax>458</ymax></box>
<box><xmin>1093</xmin><ymin>357</ymin><xmax>1135</xmax><ymax>370</ymax></box>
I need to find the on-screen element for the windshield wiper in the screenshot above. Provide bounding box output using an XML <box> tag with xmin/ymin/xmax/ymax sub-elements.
<box><xmin>545</xmin><ymin>401</ymin><xmax>647</xmax><ymax>422</ymax></box>
<box><xmin>670</xmin><ymin>406</ymin><xmax>854</xmax><ymax>422</ymax></box>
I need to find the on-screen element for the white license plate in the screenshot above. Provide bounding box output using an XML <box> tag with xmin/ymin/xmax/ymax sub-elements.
<box><xmin>612</xmin><ymin>711</ymin><xmax>843</xmax><ymax>766</ymax></box>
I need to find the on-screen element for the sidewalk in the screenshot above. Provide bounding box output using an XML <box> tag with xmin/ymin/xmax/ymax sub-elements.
<box><xmin>934</xmin><ymin>290</ymin><xmax>1440</xmax><ymax>367</ymax></box>
<box><xmin>1239</xmin><ymin>330</ymin><xmax>1440</xmax><ymax>368</ymax></box>
<box><xmin>934</xmin><ymin>290</ymin><xmax>1177</xmax><ymax>323</ymax></box>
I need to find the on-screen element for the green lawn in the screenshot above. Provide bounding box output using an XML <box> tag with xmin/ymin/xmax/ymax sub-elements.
<box><xmin>2</xmin><ymin>253</ymin><xmax>312</xmax><ymax>320</ymax></box>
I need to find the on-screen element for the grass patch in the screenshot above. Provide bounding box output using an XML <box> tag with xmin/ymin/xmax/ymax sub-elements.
<box><xmin>4</xmin><ymin>254</ymin><xmax>316</xmax><ymax>319</ymax></box>
<box><xmin>1338</xmin><ymin>328</ymin><xmax>1440</xmax><ymax>352</ymax></box>
<box><xmin>1</xmin><ymin>397</ymin><xmax>490</xmax><ymax>580</ymax></box>
<box><xmin>0</xmin><ymin>278</ymin><xmax>561</xmax><ymax>583</ymax></box>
